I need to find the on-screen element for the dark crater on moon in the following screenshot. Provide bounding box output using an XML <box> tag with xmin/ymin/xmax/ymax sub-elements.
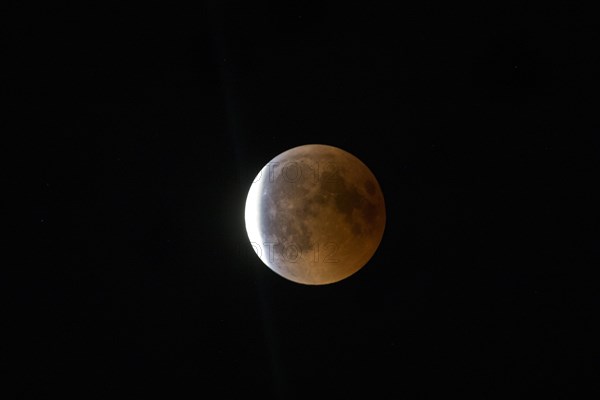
<box><xmin>319</xmin><ymin>169</ymin><xmax>380</xmax><ymax>237</ymax></box>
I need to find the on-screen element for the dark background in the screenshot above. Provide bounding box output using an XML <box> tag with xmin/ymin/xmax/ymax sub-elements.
<box><xmin>10</xmin><ymin>1</ymin><xmax>599</xmax><ymax>398</ymax></box>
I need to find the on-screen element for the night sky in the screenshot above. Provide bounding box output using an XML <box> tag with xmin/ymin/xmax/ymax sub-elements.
<box><xmin>12</xmin><ymin>1</ymin><xmax>600</xmax><ymax>398</ymax></box>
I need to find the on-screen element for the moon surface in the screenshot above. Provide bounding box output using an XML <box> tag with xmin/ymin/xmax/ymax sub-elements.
<box><xmin>244</xmin><ymin>144</ymin><xmax>386</xmax><ymax>285</ymax></box>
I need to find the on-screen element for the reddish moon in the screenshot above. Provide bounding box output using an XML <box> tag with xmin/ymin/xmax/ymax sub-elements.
<box><xmin>245</xmin><ymin>144</ymin><xmax>386</xmax><ymax>285</ymax></box>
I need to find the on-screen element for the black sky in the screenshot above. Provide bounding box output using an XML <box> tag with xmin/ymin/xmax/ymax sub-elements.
<box><xmin>11</xmin><ymin>1</ymin><xmax>600</xmax><ymax>398</ymax></box>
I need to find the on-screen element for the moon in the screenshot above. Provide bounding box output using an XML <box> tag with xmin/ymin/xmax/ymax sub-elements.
<box><xmin>244</xmin><ymin>144</ymin><xmax>386</xmax><ymax>285</ymax></box>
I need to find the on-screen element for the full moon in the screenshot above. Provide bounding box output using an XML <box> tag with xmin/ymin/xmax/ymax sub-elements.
<box><xmin>244</xmin><ymin>144</ymin><xmax>386</xmax><ymax>285</ymax></box>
